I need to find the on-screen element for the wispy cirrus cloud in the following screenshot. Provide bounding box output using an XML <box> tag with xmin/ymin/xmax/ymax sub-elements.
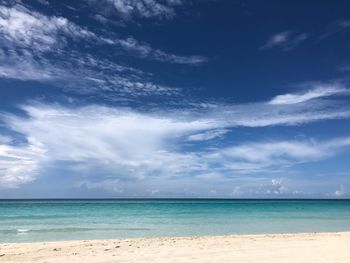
<box><xmin>269</xmin><ymin>84</ymin><xmax>348</xmax><ymax>105</ymax></box>
<box><xmin>91</xmin><ymin>0</ymin><xmax>183</xmax><ymax>20</ymax></box>
<box><xmin>0</xmin><ymin>4</ymin><xmax>94</xmax><ymax>51</ymax></box>
<box><xmin>320</xmin><ymin>19</ymin><xmax>350</xmax><ymax>39</ymax></box>
<box><xmin>213</xmin><ymin>93</ymin><xmax>350</xmax><ymax>128</ymax></box>
<box><xmin>261</xmin><ymin>31</ymin><xmax>308</xmax><ymax>51</ymax></box>
<box><xmin>215</xmin><ymin>138</ymin><xmax>350</xmax><ymax>169</ymax></box>
<box><xmin>109</xmin><ymin>37</ymin><xmax>208</xmax><ymax>65</ymax></box>
<box><xmin>0</xmin><ymin>48</ymin><xmax>177</xmax><ymax>98</ymax></box>
<box><xmin>187</xmin><ymin>129</ymin><xmax>228</xmax><ymax>142</ymax></box>
<box><xmin>0</xmin><ymin>3</ymin><xmax>206</xmax><ymax>99</ymax></box>
<box><xmin>0</xmin><ymin>3</ymin><xmax>206</xmax><ymax>65</ymax></box>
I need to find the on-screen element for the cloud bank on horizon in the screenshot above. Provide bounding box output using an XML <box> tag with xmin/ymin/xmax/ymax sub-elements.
<box><xmin>1</xmin><ymin>0</ymin><xmax>350</xmax><ymax>198</ymax></box>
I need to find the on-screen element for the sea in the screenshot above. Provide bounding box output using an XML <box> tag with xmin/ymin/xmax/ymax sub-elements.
<box><xmin>1</xmin><ymin>199</ymin><xmax>350</xmax><ymax>243</ymax></box>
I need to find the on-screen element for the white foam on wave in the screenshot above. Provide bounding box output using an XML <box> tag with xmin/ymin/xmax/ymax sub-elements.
<box><xmin>17</xmin><ymin>229</ymin><xmax>30</xmax><ymax>233</ymax></box>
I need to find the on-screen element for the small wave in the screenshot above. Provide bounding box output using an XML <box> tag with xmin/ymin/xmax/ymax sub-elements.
<box><xmin>17</xmin><ymin>229</ymin><xmax>30</xmax><ymax>233</ymax></box>
<box><xmin>0</xmin><ymin>227</ymin><xmax>152</xmax><ymax>235</ymax></box>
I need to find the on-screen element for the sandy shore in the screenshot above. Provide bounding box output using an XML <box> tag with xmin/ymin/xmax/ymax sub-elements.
<box><xmin>1</xmin><ymin>232</ymin><xmax>350</xmax><ymax>262</ymax></box>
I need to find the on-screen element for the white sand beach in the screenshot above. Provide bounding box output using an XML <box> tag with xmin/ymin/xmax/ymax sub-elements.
<box><xmin>1</xmin><ymin>232</ymin><xmax>350</xmax><ymax>262</ymax></box>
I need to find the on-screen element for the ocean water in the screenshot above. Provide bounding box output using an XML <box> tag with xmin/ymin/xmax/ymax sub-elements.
<box><xmin>1</xmin><ymin>199</ymin><xmax>350</xmax><ymax>243</ymax></box>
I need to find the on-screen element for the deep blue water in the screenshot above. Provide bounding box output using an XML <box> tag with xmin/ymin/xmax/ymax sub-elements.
<box><xmin>1</xmin><ymin>199</ymin><xmax>350</xmax><ymax>243</ymax></box>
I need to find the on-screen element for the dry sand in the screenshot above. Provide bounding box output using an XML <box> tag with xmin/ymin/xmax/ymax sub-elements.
<box><xmin>1</xmin><ymin>232</ymin><xmax>350</xmax><ymax>262</ymax></box>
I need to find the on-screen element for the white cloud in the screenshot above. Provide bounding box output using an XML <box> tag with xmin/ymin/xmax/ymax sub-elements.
<box><xmin>209</xmin><ymin>136</ymin><xmax>350</xmax><ymax>174</ymax></box>
<box><xmin>220</xmin><ymin>141</ymin><xmax>326</xmax><ymax>163</ymax></box>
<box><xmin>2</xmin><ymin>100</ymin><xmax>350</xmax><ymax>188</ymax></box>
<box><xmin>95</xmin><ymin>0</ymin><xmax>182</xmax><ymax>20</ymax></box>
<box><xmin>214</xmin><ymin>99</ymin><xmax>350</xmax><ymax>128</ymax></box>
<box><xmin>0</xmin><ymin>44</ymin><xmax>177</xmax><ymax>98</ymax></box>
<box><xmin>0</xmin><ymin>4</ymin><xmax>93</xmax><ymax>51</ymax></box>
<box><xmin>0</xmin><ymin>3</ymin><xmax>206</xmax><ymax>65</ymax></box>
<box><xmin>269</xmin><ymin>179</ymin><xmax>288</xmax><ymax>194</ymax></box>
<box><xmin>150</xmin><ymin>189</ymin><xmax>160</xmax><ymax>195</ymax></box>
<box><xmin>0</xmin><ymin>137</ymin><xmax>46</xmax><ymax>188</ymax></box>
<box><xmin>261</xmin><ymin>31</ymin><xmax>308</xmax><ymax>51</ymax></box>
<box><xmin>108</xmin><ymin>37</ymin><xmax>208</xmax><ymax>65</ymax></box>
<box><xmin>208</xmin><ymin>189</ymin><xmax>217</xmax><ymax>195</ymax></box>
<box><xmin>231</xmin><ymin>186</ymin><xmax>241</xmax><ymax>196</ymax></box>
<box><xmin>0</xmin><ymin>104</ymin><xmax>217</xmax><ymax>186</ymax></box>
<box><xmin>335</xmin><ymin>185</ymin><xmax>346</xmax><ymax>197</ymax></box>
<box><xmin>36</xmin><ymin>0</ymin><xmax>50</xmax><ymax>6</ymax></box>
<box><xmin>266</xmin><ymin>31</ymin><xmax>290</xmax><ymax>45</ymax></box>
<box><xmin>0</xmin><ymin>3</ymin><xmax>207</xmax><ymax>99</ymax></box>
<box><xmin>187</xmin><ymin>129</ymin><xmax>228</xmax><ymax>142</ymax></box>
<box><xmin>269</xmin><ymin>84</ymin><xmax>348</xmax><ymax>105</ymax></box>
<box><xmin>231</xmin><ymin>179</ymin><xmax>307</xmax><ymax>197</ymax></box>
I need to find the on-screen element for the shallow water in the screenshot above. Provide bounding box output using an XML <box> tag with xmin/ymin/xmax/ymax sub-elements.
<box><xmin>1</xmin><ymin>199</ymin><xmax>350</xmax><ymax>243</ymax></box>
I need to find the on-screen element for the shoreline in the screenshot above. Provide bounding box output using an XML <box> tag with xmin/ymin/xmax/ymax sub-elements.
<box><xmin>1</xmin><ymin>231</ymin><xmax>350</xmax><ymax>262</ymax></box>
<box><xmin>2</xmin><ymin>230</ymin><xmax>350</xmax><ymax>244</ymax></box>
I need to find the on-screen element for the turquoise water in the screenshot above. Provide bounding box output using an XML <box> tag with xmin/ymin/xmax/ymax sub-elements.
<box><xmin>1</xmin><ymin>199</ymin><xmax>350</xmax><ymax>243</ymax></box>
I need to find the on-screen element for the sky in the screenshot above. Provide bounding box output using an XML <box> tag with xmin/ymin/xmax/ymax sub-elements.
<box><xmin>1</xmin><ymin>0</ymin><xmax>350</xmax><ymax>198</ymax></box>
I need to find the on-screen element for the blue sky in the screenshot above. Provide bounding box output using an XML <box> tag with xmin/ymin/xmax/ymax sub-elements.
<box><xmin>1</xmin><ymin>0</ymin><xmax>350</xmax><ymax>198</ymax></box>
